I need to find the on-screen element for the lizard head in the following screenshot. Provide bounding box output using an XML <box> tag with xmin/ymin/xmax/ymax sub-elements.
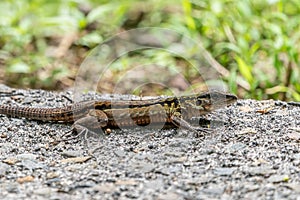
<box><xmin>194</xmin><ymin>91</ymin><xmax>237</xmax><ymax>113</ymax></box>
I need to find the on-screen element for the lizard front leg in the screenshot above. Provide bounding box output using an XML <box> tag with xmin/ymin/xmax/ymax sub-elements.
<box><xmin>72</xmin><ymin>109</ymin><xmax>109</xmax><ymax>134</ymax></box>
<box><xmin>56</xmin><ymin>110</ymin><xmax>109</xmax><ymax>143</ymax></box>
<box><xmin>65</xmin><ymin>110</ymin><xmax>110</xmax><ymax>145</ymax></box>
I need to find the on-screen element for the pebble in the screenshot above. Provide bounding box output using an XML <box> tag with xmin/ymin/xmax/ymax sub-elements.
<box><xmin>60</xmin><ymin>156</ymin><xmax>92</xmax><ymax>164</ymax></box>
<box><xmin>284</xmin><ymin>183</ymin><xmax>300</xmax><ymax>193</ymax></box>
<box><xmin>18</xmin><ymin>159</ymin><xmax>46</xmax><ymax>171</ymax></box>
<box><xmin>17</xmin><ymin>175</ymin><xmax>34</xmax><ymax>184</ymax></box>
<box><xmin>213</xmin><ymin>167</ymin><xmax>235</xmax><ymax>176</ymax></box>
<box><xmin>115</xmin><ymin>179</ymin><xmax>138</xmax><ymax>186</ymax></box>
<box><xmin>202</xmin><ymin>185</ymin><xmax>225</xmax><ymax>195</ymax></box>
<box><xmin>267</xmin><ymin>174</ymin><xmax>289</xmax><ymax>183</ymax></box>
<box><xmin>16</xmin><ymin>153</ymin><xmax>37</xmax><ymax>161</ymax></box>
<box><xmin>46</xmin><ymin>172</ymin><xmax>59</xmax><ymax>179</ymax></box>
<box><xmin>33</xmin><ymin>188</ymin><xmax>57</xmax><ymax>196</ymax></box>
<box><xmin>114</xmin><ymin>149</ymin><xmax>126</xmax><ymax>158</ymax></box>
<box><xmin>145</xmin><ymin>179</ymin><xmax>164</xmax><ymax>190</ymax></box>
<box><xmin>4</xmin><ymin>183</ymin><xmax>19</xmax><ymax>193</ymax></box>
<box><xmin>61</xmin><ymin>150</ymin><xmax>82</xmax><ymax>158</ymax></box>
<box><xmin>287</xmin><ymin>132</ymin><xmax>300</xmax><ymax>141</ymax></box>
<box><xmin>228</xmin><ymin>142</ymin><xmax>246</xmax><ymax>152</ymax></box>
<box><xmin>0</xmin><ymin>163</ymin><xmax>9</xmax><ymax>176</ymax></box>
<box><xmin>157</xmin><ymin>192</ymin><xmax>181</xmax><ymax>200</ymax></box>
<box><xmin>93</xmin><ymin>183</ymin><xmax>115</xmax><ymax>193</ymax></box>
<box><xmin>246</xmin><ymin>166</ymin><xmax>276</xmax><ymax>176</ymax></box>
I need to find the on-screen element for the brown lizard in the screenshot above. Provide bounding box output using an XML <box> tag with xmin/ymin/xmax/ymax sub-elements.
<box><xmin>0</xmin><ymin>91</ymin><xmax>237</xmax><ymax>135</ymax></box>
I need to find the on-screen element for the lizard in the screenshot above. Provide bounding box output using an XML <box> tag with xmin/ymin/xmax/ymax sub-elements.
<box><xmin>0</xmin><ymin>91</ymin><xmax>237</xmax><ymax>136</ymax></box>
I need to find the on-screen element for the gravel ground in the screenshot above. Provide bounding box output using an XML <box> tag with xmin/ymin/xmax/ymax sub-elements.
<box><xmin>0</xmin><ymin>85</ymin><xmax>300</xmax><ymax>200</ymax></box>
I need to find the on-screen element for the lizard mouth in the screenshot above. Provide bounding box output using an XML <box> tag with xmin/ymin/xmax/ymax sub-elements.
<box><xmin>207</xmin><ymin>95</ymin><xmax>237</xmax><ymax>111</ymax></box>
<box><xmin>224</xmin><ymin>96</ymin><xmax>238</xmax><ymax>105</ymax></box>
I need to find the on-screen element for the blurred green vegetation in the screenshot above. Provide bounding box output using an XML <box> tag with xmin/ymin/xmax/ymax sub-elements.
<box><xmin>0</xmin><ymin>0</ymin><xmax>299</xmax><ymax>100</ymax></box>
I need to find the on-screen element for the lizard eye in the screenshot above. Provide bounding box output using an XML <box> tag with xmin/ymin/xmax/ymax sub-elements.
<box><xmin>196</xmin><ymin>99</ymin><xmax>202</xmax><ymax>106</ymax></box>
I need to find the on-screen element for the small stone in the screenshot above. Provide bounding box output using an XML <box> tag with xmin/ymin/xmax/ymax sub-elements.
<box><xmin>164</xmin><ymin>151</ymin><xmax>185</xmax><ymax>157</ymax></box>
<box><xmin>168</xmin><ymin>157</ymin><xmax>187</xmax><ymax>164</ymax></box>
<box><xmin>114</xmin><ymin>149</ymin><xmax>126</xmax><ymax>157</ymax></box>
<box><xmin>183</xmin><ymin>161</ymin><xmax>192</xmax><ymax>167</ymax></box>
<box><xmin>140</xmin><ymin>164</ymin><xmax>156</xmax><ymax>173</ymax></box>
<box><xmin>285</xmin><ymin>183</ymin><xmax>300</xmax><ymax>193</ymax></box>
<box><xmin>157</xmin><ymin>192</ymin><xmax>180</xmax><ymax>200</ymax></box>
<box><xmin>61</xmin><ymin>150</ymin><xmax>82</xmax><ymax>158</ymax></box>
<box><xmin>145</xmin><ymin>179</ymin><xmax>164</xmax><ymax>190</ymax></box>
<box><xmin>105</xmin><ymin>128</ymin><xmax>112</xmax><ymax>134</ymax></box>
<box><xmin>148</xmin><ymin>144</ymin><xmax>155</xmax><ymax>149</ymax></box>
<box><xmin>93</xmin><ymin>183</ymin><xmax>115</xmax><ymax>193</ymax></box>
<box><xmin>191</xmin><ymin>155</ymin><xmax>206</xmax><ymax>162</ymax></box>
<box><xmin>0</xmin><ymin>163</ymin><xmax>9</xmax><ymax>176</ymax></box>
<box><xmin>229</xmin><ymin>143</ymin><xmax>246</xmax><ymax>152</ymax></box>
<box><xmin>0</xmin><ymin>133</ymin><xmax>7</xmax><ymax>138</ymax></box>
<box><xmin>2</xmin><ymin>158</ymin><xmax>18</xmax><ymax>165</ymax></box>
<box><xmin>246</xmin><ymin>166</ymin><xmax>276</xmax><ymax>176</ymax></box>
<box><xmin>239</xmin><ymin>105</ymin><xmax>253</xmax><ymax>112</ymax></box>
<box><xmin>155</xmin><ymin>168</ymin><xmax>170</xmax><ymax>176</ymax></box>
<box><xmin>131</xmin><ymin>162</ymin><xmax>156</xmax><ymax>173</ymax></box>
<box><xmin>267</xmin><ymin>174</ymin><xmax>289</xmax><ymax>183</ymax></box>
<box><xmin>33</xmin><ymin>145</ymin><xmax>41</xmax><ymax>151</ymax></box>
<box><xmin>5</xmin><ymin>182</ymin><xmax>19</xmax><ymax>193</ymax></box>
<box><xmin>252</xmin><ymin>158</ymin><xmax>268</xmax><ymax>166</ymax></box>
<box><xmin>237</xmin><ymin>128</ymin><xmax>257</xmax><ymax>135</ymax></box>
<box><xmin>293</xmin><ymin>153</ymin><xmax>300</xmax><ymax>160</ymax></box>
<box><xmin>60</xmin><ymin>156</ymin><xmax>92</xmax><ymax>164</ymax></box>
<box><xmin>115</xmin><ymin>179</ymin><xmax>138</xmax><ymax>186</ymax></box>
<box><xmin>17</xmin><ymin>175</ymin><xmax>34</xmax><ymax>184</ymax></box>
<box><xmin>202</xmin><ymin>186</ymin><xmax>225</xmax><ymax>195</ymax></box>
<box><xmin>243</xmin><ymin>184</ymin><xmax>260</xmax><ymax>192</ymax></box>
<box><xmin>287</xmin><ymin>132</ymin><xmax>300</xmax><ymax>141</ymax></box>
<box><xmin>19</xmin><ymin>160</ymin><xmax>46</xmax><ymax>170</ymax></box>
<box><xmin>16</xmin><ymin>153</ymin><xmax>37</xmax><ymax>161</ymax></box>
<box><xmin>213</xmin><ymin>167</ymin><xmax>235</xmax><ymax>176</ymax></box>
<box><xmin>203</xmin><ymin>148</ymin><xmax>215</xmax><ymax>155</ymax></box>
<box><xmin>33</xmin><ymin>187</ymin><xmax>57</xmax><ymax>196</ymax></box>
<box><xmin>46</xmin><ymin>172</ymin><xmax>59</xmax><ymax>179</ymax></box>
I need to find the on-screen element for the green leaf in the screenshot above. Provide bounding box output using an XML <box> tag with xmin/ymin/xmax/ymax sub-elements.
<box><xmin>235</xmin><ymin>55</ymin><xmax>253</xmax><ymax>84</ymax></box>
<box><xmin>291</xmin><ymin>91</ymin><xmax>300</xmax><ymax>101</ymax></box>
<box><xmin>7</xmin><ymin>61</ymin><xmax>30</xmax><ymax>73</ymax></box>
<box><xmin>87</xmin><ymin>4</ymin><xmax>115</xmax><ymax>23</ymax></box>
<box><xmin>182</xmin><ymin>0</ymin><xmax>196</xmax><ymax>30</ymax></box>
<box><xmin>215</xmin><ymin>42</ymin><xmax>241</xmax><ymax>54</ymax></box>
<box><xmin>229</xmin><ymin>67</ymin><xmax>238</xmax><ymax>94</ymax></box>
<box><xmin>77</xmin><ymin>32</ymin><xmax>103</xmax><ymax>47</ymax></box>
<box><xmin>266</xmin><ymin>85</ymin><xmax>288</xmax><ymax>94</ymax></box>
